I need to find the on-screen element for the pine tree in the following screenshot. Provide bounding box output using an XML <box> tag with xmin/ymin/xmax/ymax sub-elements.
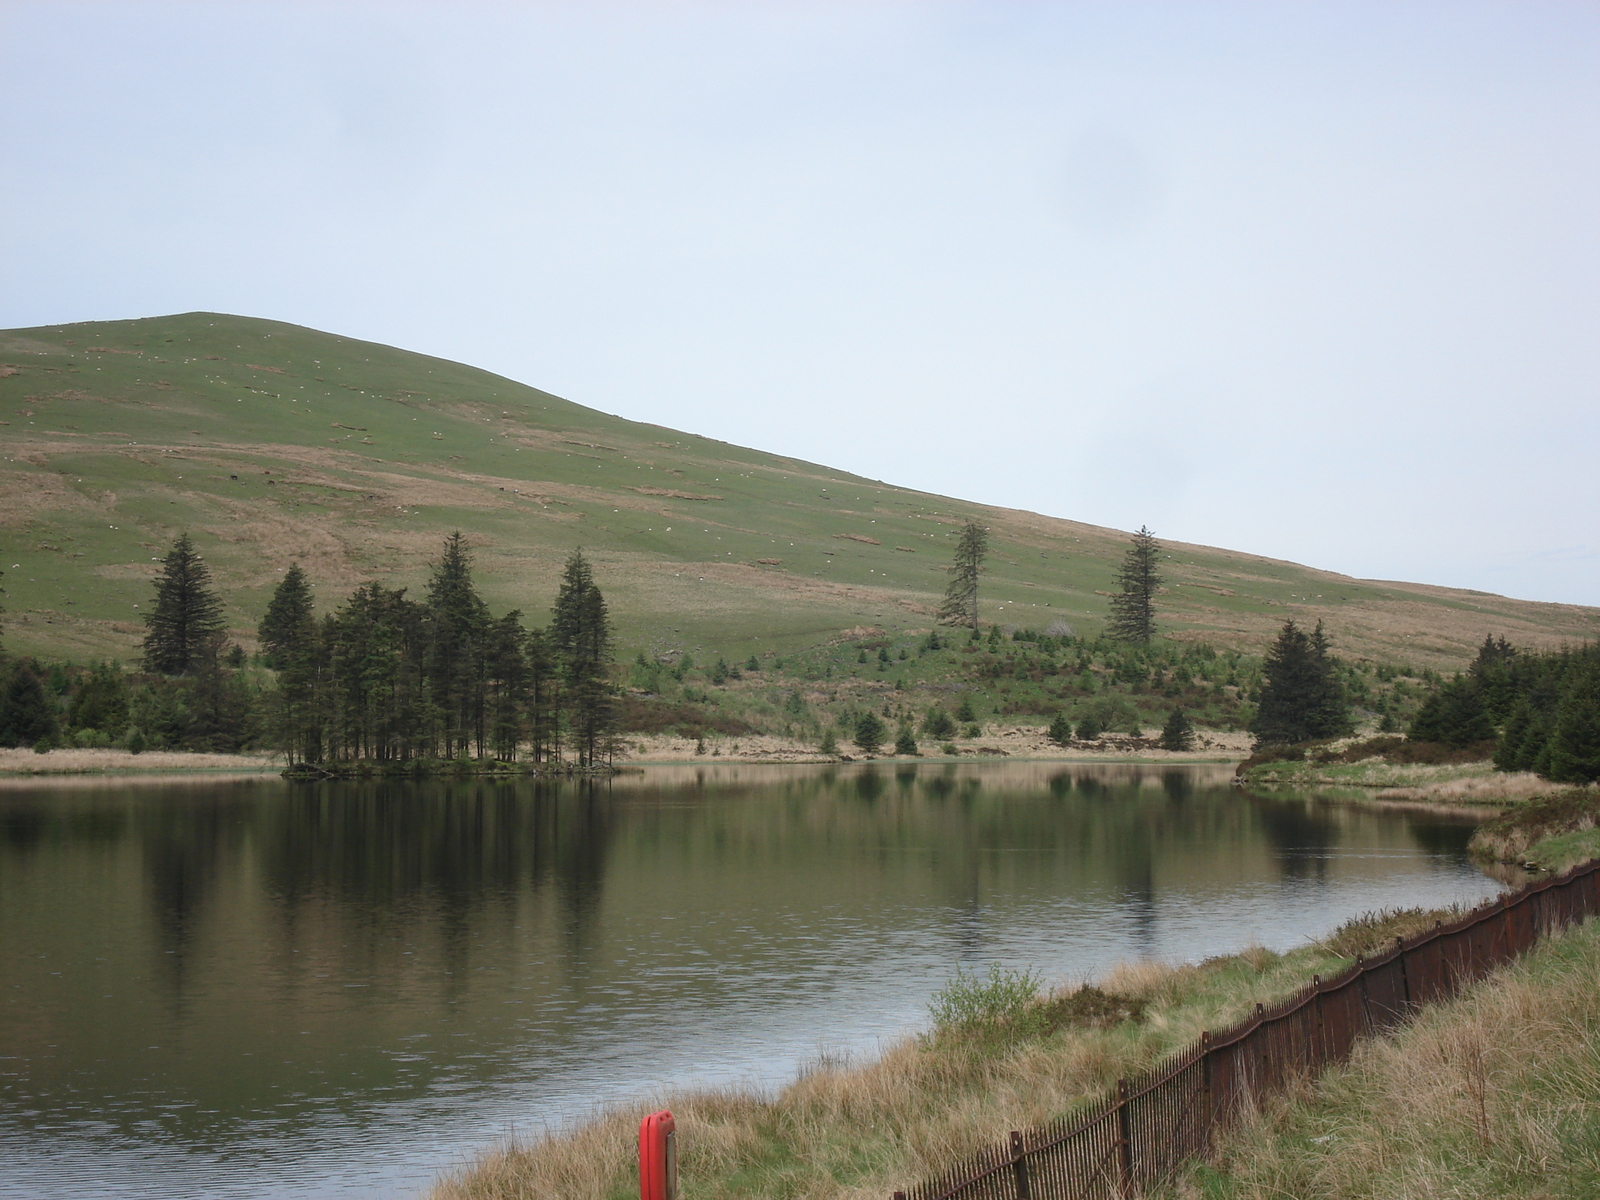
<box><xmin>936</xmin><ymin>522</ymin><xmax>988</xmax><ymax>629</ymax></box>
<box><xmin>1408</xmin><ymin>676</ymin><xmax>1494</xmax><ymax>747</ymax></box>
<box><xmin>1250</xmin><ymin>619</ymin><xmax>1351</xmax><ymax>747</ymax></box>
<box><xmin>854</xmin><ymin>711</ymin><xmax>887</xmax><ymax>755</ymax></box>
<box><xmin>258</xmin><ymin>564</ymin><xmax>315</xmax><ymax>670</ymax></box>
<box><xmin>0</xmin><ymin>661</ymin><xmax>58</xmax><ymax>748</ymax></box>
<box><xmin>1159</xmin><ymin>708</ymin><xmax>1195</xmax><ymax>751</ymax></box>
<box><xmin>552</xmin><ymin>549</ymin><xmax>615</xmax><ymax>766</ymax></box>
<box><xmin>1047</xmin><ymin>711</ymin><xmax>1074</xmax><ymax>746</ymax></box>
<box><xmin>1546</xmin><ymin>658</ymin><xmax>1600</xmax><ymax>784</ymax></box>
<box><xmin>523</xmin><ymin>626</ymin><xmax>560</xmax><ymax>764</ymax></box>
<box><xmin>141</xmin><ymin>533</ymin><xmax>226</xmax><ymax>675</ymax></box>
<box><xmin>1107</xmin><ymin>526</ymin><xmax>1161</xmax><ymax>645</ymax></box>
<box><xmin>486</xmin><ymin>611</ymin><xmax>529</xmax><ymax>761</ymax></box>
<box><xmin>894</xmin><ymin>725</ymin><xmax>919</xmax><ymax>756</ymax></box>
<box><xmin>425</xmin><ymin>532</ymin><xmax>491</xmax><ymax>757</ymax></box>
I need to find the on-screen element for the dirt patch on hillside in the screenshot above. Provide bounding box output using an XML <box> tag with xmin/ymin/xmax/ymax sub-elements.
<box><xmin>0</xmin><ymin>468</ymin><xmax>100</xmax><ymax>525</ymax></box>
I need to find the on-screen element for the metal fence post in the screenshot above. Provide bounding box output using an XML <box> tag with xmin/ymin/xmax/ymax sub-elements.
<box><xmin>1116</xmin><ymin>1079</ymin><xmax>1134</xmax><ymax>1197</ymax></box>
<box><xmin>1395</xmin><ymin>937</ymin><xmax>1411</xmax><ymax>1012</ymax></box>
<box><xmin>1009</xmin><ymin>1130</ymin><xmax>1031</xmax><ymax>1200</ymax></box>
<box><xmin>1310</xmin><ymin>977</ymin><xmax>1325</xmax><ymax>1064</ymax></box>
<box><xmin>1356</xmin><ymin>953</ymin><xmax>1373</xmax><ymax>1031</ymax></box>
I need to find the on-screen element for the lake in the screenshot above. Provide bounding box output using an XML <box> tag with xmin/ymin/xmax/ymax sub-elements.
<box><xmin>0</xmin><ymin>762</ymin><xmax>1502</xmax><ymax>1199</ymax></box>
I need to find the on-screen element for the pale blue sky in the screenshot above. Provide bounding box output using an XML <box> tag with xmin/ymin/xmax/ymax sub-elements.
<box><xmin>3</xmin><ymin>1</ymin><xmax>1596</xmax><ymax>605</ymax></box>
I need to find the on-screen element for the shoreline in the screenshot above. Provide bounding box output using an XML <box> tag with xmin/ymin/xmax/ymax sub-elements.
<box><xmin>427</xmin><ymin>889</ymin><xmax>1529</xmax><ymax>1200</ymax></box>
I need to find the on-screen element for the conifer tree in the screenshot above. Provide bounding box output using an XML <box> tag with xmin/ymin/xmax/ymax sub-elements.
<box><xmin>486</xmin><ymin>611</ymin><xmax>529</xmax><ymax>761</ymax></box>
<box><xmin>1547</xmin><ymin>658</ymin><xmax>1600</xmax><ymax>784</ymax></box>
<box><xmin>258</xmin><ymin>564</ymin><xmax>315</xmax><ymax>670</ymax></box>
<box><xmin>0</xmin><ymin>661</ymin><xmax>58</xmax><ymax>748</ymax></box>
<box><xmin>1159</xmin><ymin>708</ymin><xmax>1195</xmax><ymax>751</ymax></box>
<box><xmin>1048</xmin><ymin>711</ymin><xmax>1074</xmax><ymax>746</ymax></box>
<box><xmin>524</xmin><ymin>626</ymin><xmax>560</xmax><ymax>764</ymax></box>
<box><xmin>1250</xmin><ymin>619</ymin><xmax>1351</xmax><ymax>747</ymax></box>
<box><xmin>1408</xmin><ymin>676</ymin><xmax>1494</xmax><ymax>747</ymax></box>
<box><xmin>552</xmin><ymin>549</ymin><xmax>615</xmax><ymax>766</ymax></box>
<box><xmin>141</xmin><ymin>533</ymin><xmax>226</xmax><ymax>675</ymax></box>
<box><xmin>937</xmin><ymin>521</ymin><xmax>988</xmax><ymax>629</ymax></box>
<box><xmin>1107</xmin><ymin>526</ymin><xmax>1161</xmax><ymax>645</ymax></box>
<box><xmin>854</xmin><ymin>711</ymin><xmax>886</xmax><ymax>755</ymax></box>
<box><xmin>425</xmin><ymin>532</ymin><xmax>491</xmax><ymax>757</ymax></box>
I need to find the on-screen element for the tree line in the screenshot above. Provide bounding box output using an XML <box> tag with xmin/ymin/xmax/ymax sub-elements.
<box><xmin>1407</xmin><ymin>636</ymin><xmax>1600</xmax><ymax>783</ymax></box>
<box><xmin>0</xmin><ymin>532</ymin><xmax>620</xmax><ymax>765</ymax></box>
<box><xmin>262</xmin><ymin>533</ymin><xmax>618</xmax><ymax>767</ymax></box>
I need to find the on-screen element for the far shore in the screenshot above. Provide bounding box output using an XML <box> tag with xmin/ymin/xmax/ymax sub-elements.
<box><xmin>0</xmin><ymin>727</ymin><xmax>1251</xmax><ymax>780</ymax></box>
<box><xmin>620</xmin><ymin>725</ymin><xmax>1255</xmax><ymax>765</ymax></box>
<box><xmin>0</xmin><ymin>747</ymin><xmax>283</xmax><ymax>780</ymax></box>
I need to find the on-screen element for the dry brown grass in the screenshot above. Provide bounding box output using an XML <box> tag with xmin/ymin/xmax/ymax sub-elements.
<box><xmin>1375</xmin><ymin>770</ymin><xmax>1552</xmax><ymax>805</ymax></box>
<box><xmin>1176</xmin><ymin>916</ymin><xmax>1600</xmax><ymax>1200</ymax></box>
<box><xmin>0</xmin><ymin>747</ymin><xmax>281</xmax><ymax>777</ymax></box>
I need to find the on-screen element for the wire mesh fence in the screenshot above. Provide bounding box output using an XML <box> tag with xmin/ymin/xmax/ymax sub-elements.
<box><xmin>894</xmin><ymin>857</ymin><xmax>1600</xmax><ymax>1200</ymax></box>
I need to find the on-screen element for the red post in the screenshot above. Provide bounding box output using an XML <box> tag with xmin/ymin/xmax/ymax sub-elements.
<box><xmin>640</xmin><ymin>1110</ymin><xmax>677</xmax><ymax>1200</ymax></box>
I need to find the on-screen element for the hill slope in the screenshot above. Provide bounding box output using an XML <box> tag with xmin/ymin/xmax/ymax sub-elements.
<box><xmin>1</xmin><ymin>312</ymin><xmax>1594</xmax><ymax>667</ymax></box>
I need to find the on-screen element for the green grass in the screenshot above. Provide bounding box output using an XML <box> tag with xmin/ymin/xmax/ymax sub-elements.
<box><xmin>4</xmin><ymin>312</ymin><xmax>1596</xmax><ymax>670</ymax></box>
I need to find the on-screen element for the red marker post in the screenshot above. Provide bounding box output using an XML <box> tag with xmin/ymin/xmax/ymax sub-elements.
<box><xmin>639</xmin><ymin>1110</ymin><xmax>677</xmax><ymax>1200</ymax></box>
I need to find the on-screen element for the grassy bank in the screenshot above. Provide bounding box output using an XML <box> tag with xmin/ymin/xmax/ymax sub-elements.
<box><xmin>1238</xmin><ymin>738</ymin><xmax>1552</xmax><ymax>807</ymax></box>
<box><xmin>1166</xmin><ymin>912</ymin><xmax>1600</xmax><ymax>1200</ymax></box>
<box><xmin>428</xmin><ymin>909</ymin><xmax>1462</xmax><ymax>1200</ymax></box>
<box><xmin>1468</xmin><ymin>787</ymin><xmax>1600</xmax><ymax>873</ymax></box>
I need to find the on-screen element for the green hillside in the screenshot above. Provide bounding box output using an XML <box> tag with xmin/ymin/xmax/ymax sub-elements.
<box><xmin>1</xmin><ymin>312</ymin><xmax>1595</xmax><ymax>668</ymax></box>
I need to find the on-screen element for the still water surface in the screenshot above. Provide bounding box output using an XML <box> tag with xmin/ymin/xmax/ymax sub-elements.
<box><xmin>0</xmin><ymin>763</ymin><xmax>1502</xmax><ymax>1198</ymax></box>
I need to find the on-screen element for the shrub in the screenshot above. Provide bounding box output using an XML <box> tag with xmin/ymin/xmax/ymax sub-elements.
<box><xmin>941</xmin><ymin>743</ymin><xmax>959</xmax><ymax>756</ymax></box>
<box><xmin>924</xmin><ymin>709</ymin><xmax>957</xmax><ymax>739</ymax></box>
<box><xmin>124</xmin><ymin>726</ymin><xmax>146</xmax><ymax>755</ymax></box>
<box><xmin>925</xmin><ymin>963</ymin><xmax>1045</xmax><ymax>1046</ymax></box>
<box><xmin>1075</xmin><ymin>714</ymin><xmax>1102</xmax><ymax>741</ymax></box>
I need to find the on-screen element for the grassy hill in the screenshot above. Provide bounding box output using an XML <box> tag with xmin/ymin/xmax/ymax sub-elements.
<box><xmin>2</xmin><ymin>312</ymin><xmax>1595</xmax><ymax>670</ymax></box>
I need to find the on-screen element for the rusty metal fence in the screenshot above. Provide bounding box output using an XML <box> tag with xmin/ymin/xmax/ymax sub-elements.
<box><xmin>895</xmin><ymin>857</ymin><xmax>1600</xmax><ymax>1200</ymax></box>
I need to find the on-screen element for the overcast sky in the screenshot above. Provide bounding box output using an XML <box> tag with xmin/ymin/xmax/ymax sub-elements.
<box><xmin>3</xmin><ymin>1</ymin><xmax>1596</xmax><ymax>605</ymax></box>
